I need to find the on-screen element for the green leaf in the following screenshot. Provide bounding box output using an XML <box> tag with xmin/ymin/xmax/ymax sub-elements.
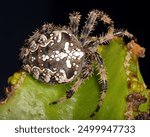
<box><xmin>0</xmin><ymin>39</ymin><xmax>149</xmax><ymax>119</ymax></box>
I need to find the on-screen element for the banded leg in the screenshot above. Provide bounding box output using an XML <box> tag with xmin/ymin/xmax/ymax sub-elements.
<box><xmin>113</xmin><ymin>29</ymin><xmax>137</xmax><ymax>42</ymax></box>
<box><xmin>90</xmin><ymin>52</ymin><xmax>107</xmax><ymax>117</ymax></box>
<box><xmin>91</xmin><ymin>29</ymin><xmax>137</xmax><ymax>47</ymax></box>
<box><xmin>49</xmin><ymin>66</ymin><xmax>93</xmax><ymax>105</ymax></box>
<box><xmin>69</xmin><ymin>12</ymin><xmax>81</xmax><ymax>36</ymax></box>
<box><xmin>80</xmin><ymin>9</ymin><xmax>114</xmax><ymax>46</ymax></box>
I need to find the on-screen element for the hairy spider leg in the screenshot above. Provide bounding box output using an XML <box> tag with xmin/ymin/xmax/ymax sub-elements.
<box><xmin>90</xmin><ymin>29</ymin><xmax>137</xmax><ymax>47</ymax></box>
<box><xmin>80</xmin><ymin>9</ymin><xmax>114</xmax><ymax>46</ymax></box>
<box><xmin>89</xmin><ymin>29</ymin><xmax>137</xmax><ymax>117</ymax></box>
<box><xmin>90</xmin><ymin>52</ymin><xmax>107</xmax><ymax>117</ymax></box>
<box><xmin>113</xmin><ymin>29</ymin><xmax>137</xmax><ymax>42</ymax></box>
<box><xmin>69</xmin><ymin>12</ymin><xmax>81</xmax><ymax>37</ymax></box>
<box><xmin>49</xmin><ymin>65</ymin><xmax>93</xmax><ymax>105</ymax></box>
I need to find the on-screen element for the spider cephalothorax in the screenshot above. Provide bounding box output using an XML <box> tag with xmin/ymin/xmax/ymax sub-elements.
<box><xmin>20</xmin><ymin>9</ymin><xmax>136</xmax><ymax>117</ymax></box>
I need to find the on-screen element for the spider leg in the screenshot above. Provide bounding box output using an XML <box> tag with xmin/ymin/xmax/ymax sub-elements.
<box><xmin>49</xmin><ymin>78</ymin><xmax>83</xmax><ymax>105</ymax></box>
<box><xmin>91</xmin><ymin>29</ymin><xmax>137</xmax><ymax>47</ymax></box>
<box><xmin>113</xmin><ymin>29</ymin><xmax>137</xmax><ymax>42</ymax></box>
<box><xmin>80</xmin><ymin>9</ymin><xmax>114</xmax><ymax>46</ymax></box>
<box><xmin>69</xmin><ymin>12</ymin><xmax>81</xmax><ymax>36</ymax></box>
<box><xmin>49</xmin><ymin>65</ymin><xmax>93</xmax><ymax>105</ymax></box>
<box><xmin>90</xmin><ymin>52</ymin><xmax>107</xmax><ymax>117</ymax></box>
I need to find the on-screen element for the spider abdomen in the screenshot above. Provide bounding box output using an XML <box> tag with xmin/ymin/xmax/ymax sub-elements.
<box><xmin>20</xmin><ymin>25</ymin><xmax>85</xmax><ymax>84</ymax></box>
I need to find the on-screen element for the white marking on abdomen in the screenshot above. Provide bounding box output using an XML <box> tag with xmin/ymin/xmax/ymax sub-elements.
<box><xmin>58</xmin><ymin>69</ymin><xmax>74</xmax><ymax>83</ymax></box>
<box><xmin>66</xmin><ymin>59</ymin><xmax>72</xmax><ymax>68</ymax></box>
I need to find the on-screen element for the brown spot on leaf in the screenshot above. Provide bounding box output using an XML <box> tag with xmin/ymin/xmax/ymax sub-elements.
<box><xmin>126</xmin><ymin>92</ymin><xmax>147</xmax><ymax>111</ymax></box>
<box><xmin>127</xmin><ymin>40</ymin><xmax>145</xmax><ymax>58</ymax></box>
<box><xmin>135</xmin><ymin>112</ymin><xmax>150</xmax><ymax>120</ymax></box>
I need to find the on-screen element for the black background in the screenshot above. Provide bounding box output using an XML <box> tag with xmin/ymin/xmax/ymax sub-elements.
<box><xmin>0</xmin><ymin>0</ymin><xmax>149</xmax><ymax>97</ymax></box>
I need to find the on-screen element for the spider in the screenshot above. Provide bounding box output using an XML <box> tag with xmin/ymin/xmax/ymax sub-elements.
<box><xmin>20</xmin><ymin>9</ymin><xmax>136</xmax><ymax>117</ymax></box>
